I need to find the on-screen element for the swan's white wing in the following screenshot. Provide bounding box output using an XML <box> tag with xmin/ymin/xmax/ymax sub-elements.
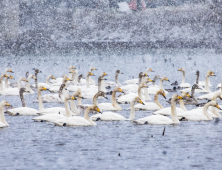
<box><xmin>91</xmin><ymin>112</ymin><xmax>126</xmax><ymax>121</ymax></box>
<box><xmin>135</xmin><ymin>115</ymin><xmax>174</xmax><ymax>125</ymax></box>
<box><xmin>6</xmin><ymin>107</ymin><xmax>39</xmax><ymax>116</ymax></box>
<box><xmin>33</xmin><ymin>114</ymin><xmax>66</xmax><ymax>122</ymax></box>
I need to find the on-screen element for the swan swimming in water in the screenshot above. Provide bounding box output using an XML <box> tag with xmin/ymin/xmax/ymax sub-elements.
<box><xmin>133</xmin><ymin>94</ymin><xmax>183</xmax><ymax>125</ymax></box>
<box><xmin>177</xmin><ymin>68</ymin><xmax>190</xmax><ymax>88</ymax></box>
<box><xmin>91</xmin><ymin>96</ymin><xmax>144</xmax><ymax>121</ymax></box>
<box><xmin>5</xmin><ymin>88</ymin><xmax>39</xmax><ymax>116</ymax></box>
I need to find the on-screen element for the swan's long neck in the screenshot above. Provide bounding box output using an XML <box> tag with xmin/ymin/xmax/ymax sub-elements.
<box><xmin>115</xmin><ymin>73</ymin><xmax>122</xmax><ymax>86</ymax></box>
<box><xmin>64</xmin><ymin>99</ymin><xmax>71</xmax><ymax>117</ymax></box>
<box><xmin>101</xmin><ymin>80</ymin><xmax>105</xmax><ymax>92</ymax></box>
<box><xmin>191</xmin><ymin>87</ymin><xmax>199</xmax><ymax>103</ymax></box>
<box><xmin>128</xmin><ymin>101</ymin><xmax>135</xmax><ymax>120</ymax></box>
<box><xmin>196</xmin><ymin>73</ymin><xmax>199</xmax><ymax>84</ymax></box>
<box><xmin>98</xmin><ymin>77</ymin><xmax>102</xmax><ymax>92</ymax></box>
<box><xmin>112</xmin><ymin>90</ymin><xmax>122</xmax><ymax>110</ymax></box>
<box><xmin>68</xmin><ymin>72</ymin><xmax>72</xmax><ymax>79</ymax></box>
<box><xmin>70</xmin><ymin>99</ymin><xmax>80</xmax><ymax>115</ymax></box>
<box><xmin>221</xmin><ymin>80</ymin><xmax>222</xmax><ymax>94</ymax></box>
<box><xmin>154</xmin><ymin>93</ymin><xmax>164</xmax><ymax>109</ymax></box>
<box><xmin>159</xmin><ymin>79</ymin><xmax>164</xmax><ymax>89</ymax></box>
<box><xmin>5</xmin><ymin>78</ymin><xmax>9</xmax><ymax>89</ymax></box>
<box><xmin>26</xmin><ymin>76</ymin><xmax>34</xmax><ymax>93</ymax></box>
<box><xmin>205</xmin><ymin>75</ymin><xmax>211</xmax><ymax>92</ymax></box>
<box><xmin>93</xmin><ymin>94</ymin><xmax>98</xmax><ymax>106</ymax></box>
<box><xmin>86</xmin><ymin>75</ymin><xmax>90</xmax><ymax>88</ymax></box>
<box><xmin>0</xmin><ymin>104</ymin><xmax>8</xmax><ymax>126</ymax></box>
<box><xmin>38</xmin><ymin>90</ymin><xmax>44</xmax><ymax>111</ymax></box>
<box><xmin>138</xmin><ymin>86</ymin><xmax>143</xmax><ymax>101</ymax></box>
<box><xmin>77</xmin><ymin>98</ymin><xmax>82</xmax><ymax>105</ymax></box>
<box><xmin>171</xmin><ymin>98</ymin><xmax>180</xmax><ymax>124</ymax></box>
<box><xmin>17</xmin><ymin>78</ymin><xmax>22</xmax><ymax>90</ymax></box>
<box><xmin>84</xmin><ymin>107</ymin><xmax>96</xmax><ymax>125</ymax></box>
<box><xmin>0</xmin><ymin>76</ymin><xmax>4</xmax><ymax>91</ymax></box>
<box><xmin>20</xmin><ymin>91</ymin><xmax>26</xmax><ymax>107</ymax></box>
<box><xmin>89</xmin><ymin>76</ymin><xmax>95</xmax><ymax>85</ymax></box>
<box><xmin>46</xmin><ymin>76</ymin><xmax>51</xmax><ymax>87</ymax></box>
<box><xmin>179</xmin><ymin>100</ymin><xmax>187</xmax><ymax>111</ymax></box>
<box><xmin>203</xmin><ymin>103</ymin><xmax>213</xmax><ymax>120</ymax></box>
<box><xmin>74</xmin><ymin>71</ymin><xmax>78</xmax><ymax>86</ymax></box>
<box><xmin>35</xmin><ymin>73</ymin><xmax>38</xmax><ymax>89</ymax></box>
<box><xmin>182</xmin><ymin>71</ymin><xmax>185</xmax><ymax>84</ymax></box>
<box><xmin>138</xmin><ymin>75</ymin><xmax>143</xmax><ymax>84</ymax></box>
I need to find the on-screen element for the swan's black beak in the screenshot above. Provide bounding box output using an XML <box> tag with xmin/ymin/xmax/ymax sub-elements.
<box><xmin>219</xmin><ymin>96</ymin><xmax>222</xmax><ymax>100</ymax></box>
<box><xmin>104</xmin><ymin>78</ymin><xmax>107</xmax><ymax>80</ymax></box>
<box><xmin>163</xmin><ymin>96</ymin><xmax>166</xmax><ymax>99</ymax></box>
<box><xmin>11</xmin><ymin>71</ymin><xmax>14</xmax><ymax>73</ymax></box>
<box><xmin>168</xmin><ymin>80</ymin><xmax>170</xmax><ymax>82</ymax></box>
<box><xmin>26</xmin><ymin>91</ymin><xmax>31</xmax><ymax>93</ymax></box>
<box><xmin>65</xmin><ymin>88</ymin><xmax>67</xmax><ymax>90</ymax></box>
<box><xmin>46</xmin><ymin>89</ymin><xmax>50</xmax><ymax>91</ymax></box>
<box><xmin>39</xmin><ymin>71</ymin><xmax>42</xmax><ymax>73</ymax></box>
<box><xmin>81</xmin><ymin>97</ymin><xmax>85</xmax><ymax>99</ymax></box>
<box><xmin>121</xmin><ymin>73</ymin><xmax>124</xmax><ymax>74</ymax></box>
<box><xmin>105</xmin><ymin>97</ymin><xmax>108</xmax><ymax>100</ymax></box>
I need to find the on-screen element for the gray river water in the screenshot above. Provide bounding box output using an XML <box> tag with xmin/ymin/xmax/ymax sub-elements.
<box><xmin>0</xmin><ymin>48</ymin><xmax>222</xmax><ymax>169</ymax></box>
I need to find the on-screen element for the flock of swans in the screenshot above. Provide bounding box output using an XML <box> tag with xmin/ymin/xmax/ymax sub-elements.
<box><xmin>0</xmin><ymin>66</ymin><xmax>222</xmax><ymax>128</ymax></box>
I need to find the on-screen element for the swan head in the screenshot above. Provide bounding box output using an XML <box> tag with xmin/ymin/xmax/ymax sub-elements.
<box><xmin>162</xmin><ymin>76</ymin><xmax>170</xmax><ymax>82</ymax></box>
<box><xmin>213</xmin><ymin>91</ymin><xmax>222</xmax><ymax>100</ymax></box>
<box><xmin>50</xmin><ymin>75</ymin><xmax>56</xmax><ymax>80</ymax></box>
<box><xmin>39</xmin><ymin>86</ymin><xmax>48</xmax><ymax>91</ymax></box>
<box><xmin>143</xmin><ymin>77</ymin><xmax>153</xmax><ymax>84</ymax></box>
<box><xmin>146</xmin><ymin>68</ymin><xmax>154</xmax><ymax>72</ymax></box>
<box><xmin>209</xmin><ymin>101</ymin><xmax>222</xmax><ymax>110</ymax></box>
<box><xmin>134</xmin><ymin>96</ymin><xmax>145</xmax><ymax>105</ymax></box>
<box><xmin>143</xmin><ymin>73</ymin><xmax>148</xmax><ymax>77</ymax></box>
<box><xmin>97</xmin><ymin>91</ymin><xmax>108</xmax><ymax>99</ymax></box>
<box><xmin>20</xmin><ymin>87</ymin><xmax>30</xmax><ymax>93</ymax></box>
<box><xmin>1</xmin><ymin>100</ymin><xmax>10</xmax><ymax>107</ymax></box>
<box><xmin>181</xmin><ymin>92</ymin><xmax>192</xmax><ymax>99</ymax></box>
<box><xmin>172</xmin><ymin>94</ymin><xmax>183</xmax><ymax>101</ymax></box>
<box><xmin>4</xmin><ymin>74</ymin><xmax>8</xmax><ymax>78</ymax></box>
<box><xmin>91</xmin><ymin>105</ymin><xmax>102</xmax><ymax>113</ymax></box>
<box><xmin>63</xmin><ymin>75</ymin><xmax>70</xmax><ymax>81</ymax></box>
<box><xmin>157</xmin><ymin>89</ymin><xmax>166</xmax><ymax>99</ymax></box>
<box><xmin>114</xmin><ymin>87</ymin><xmax>123</xmax><ymax>93</ymax></box>
<box><xmin>101</xmin><ymin>72</ymin><xmax>107</xmax><ymax>76</ymax></box>
<box><xmin>87</xmin><ymin>72</ymin><xmax>95</xmax><ymax>77</ymax></box>
<box><xmin>5</xmin><ymin>68</ymin><xmax>14</xmax><ymax>73</ymax></box>
<box><xmin>69</xmin><ymin>66</ymin><xmax>75</xmax><ymax>71</ymax></box>
<box><xmin>207</xmin><ymin>70</ymin><xmax>216</xmax><ymax>77</ymax></box>
<box><xmin>69</xmin><ymin>70</ymin><xmax>75</xmax><ymax>73</ymax></box>
<box><xmin>35</xmin><ymin>69</ymin><xmax>41</xmax><ymax>74</ymax></box>
<box><xmin>196</xmin><ymin>70</ymin><xmax>200</xmax><ymax>75</ymax></box>
<box><xmin>192</xmin><ymin>84</ymin><xmax>200</xmax><ymax>89</ymax></box>
<box><xmin>116</xmin><ymin>70</ymin><xmax>123</xmax><ymax>74</ymax></box>
<box><xmin>90</xmin><ymin>67</ymin><xmax>97</xmax><ymax>71</ymax></box>
<box><xmin>177</xmin><ymin>68</ymin><xmax>185</xmax><ymax>72</ymax></box>
<box><xmin>22</xmin><ymin>77</ymin><xmax>28</xmax><ymax>82</ymax></box>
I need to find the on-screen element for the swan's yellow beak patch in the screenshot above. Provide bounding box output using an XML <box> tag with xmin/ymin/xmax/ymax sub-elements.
<box><xmin>10</xmin><ymin>76</ymin><xmax>13</xmax><ymax>79</ymax></box>
<box><xmin>178</xmin><ymin>68</ymin><xmax>182</xmax><ymax>71</ymax></box>
<box><xmin>70</xmin><ymin>70</ymin><xmax>75</xmax><ymax>73</ymax></box>
<box><xmin>43</xmin><ymin>87</ymin><xmax>47</xmax><ymax>90</ymax></box>
<box><xmin>79</xmin><ymin>94</ymin><xmax>83</xmax><ymax>98</ymax></box>
<box><xmin>90</xmin><ymin>72</ymin><xmax>94</xmax><ymax>76</ymax></box>
<box><xmin>6</xmin><ymin>102</ymin><xmax>10</xmax><ymax>106</ymax></box>
<box><xmin>178</xmin><ymin>96</ymin><xmax>183</xmax><ymax>99</ymax></box>
<box><xmin>96</xmin><ymin>107</ymin><xmax>101</xmax><ymax>112</ymax></box>
<box><xmin>4</xmin><ymin>74</ymin><xmax>8</xmax><ymax>77</ymax></box>
<box><xmin>103</xmin><ymin>72</ymin><xmax>107</xmax><ymax>76</ymax></box>
<box><xmin>216</xmin><ymin>104</ymin><xmax>221</xmax><ymax>109</ymax></box>
<box><xmin>71</xmin><ymin>96</ymin><xmax>75</xmax><ymax>100</ymax></box>
<box><xmin>148</xmin><ymin>78</ymin><xmax>153</xmax><ymax>82</ymax></box>
<box><xmin>165</xmin><ymin>78</ymin><xmax>169</xmax><ymax>81</ymax></box>
<box><xmin>24</xmin><ymin>79</ymin><xmax>28</xmax><ymax>82</ymax></box>
<box><xmin>93</xmin><ymin>67</ymin><xmax>96</xmax><ymax>70</ymax></box>
<box><xmin>52</xmin><ymin>77</ymin><xmax>56</xmax><ymax>79</ymax></box>
<box><xmin>187</xmin><ymin>94</ymin><xmax>191</xmax><ymax>98</ymax></box>
<box><xmin>119</xmin><ymin>88</ymin><xmax>123</xmax><ymax>92</ymax></box>
<box><xmin>67</xmin><ymin>78</ymin><xmax>71</xmax><ymax>81</ymax></box>
<box><xmin>72</xmin><ymin>66</ymin><xmax>75</xmax><ymax>69</ymax></box>
<box><xmin>150</xmin><ymin>68</ymin><xmax>153</xmax><ymax>72</ymax></box>
<box><xmin>144</xmin><ymin>73</ymin><xmax>148</xmax><ymax>77</ymax></box>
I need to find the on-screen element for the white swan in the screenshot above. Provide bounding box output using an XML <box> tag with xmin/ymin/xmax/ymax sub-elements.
<box><xmin>32</xmin><ymin>75</ymin><xmax>56</xmax><ymax>89</ymax></box>
<box><xmin>153</xmin><ymin>92</ymin><xmax>191</xmax><ymax>116</ymax></box>
<box><xmin>181</xmin><ymin>70</ymin><xmax>215</xmax><ymax>93</ymax></box>
<box><xmin>98</xmin><ymin>87</ymin><xmax>123</xmax><ymax>111</ymax></box>
<box><xmin>91</xmin><ymin>96</ymin><xmax>144</xmax><ymax>121</ymax></box>
<box><xmin>0</xmin><ymin>73</ymin><xmax>8</xmax><ymax>91</ymax></box>
<box><xmin>117</xmin><ymin>82</ymin><xmax>150</xmax><ymax>104</ymax></box>
<box><xmin>199</xmin><ymin>70</ymin><xmax>215</xmax><ymax>88</ymax></box>
<box><xmin>33</xmin><ymin>94</ymin><xmax>76</xmax><ymax>122</ymax></box>
<box><xmin>133</xmin><ymin>89</ymin><xmax>166</xmax><ymax>111</ymax></box>
<box><xmin>49</xmin><ymin>75</ymin><xmax>70</xmax><ymax>93</ymax></box>
<box><xmin>0</xmin><ymin>101</ymin><xmax>10</xmax><ymax>127</ymax></box>
<box><xmin>37</xmin><ymin>86</ymin><xmax>70</xmax><ymax>115</ymax></box>
<box><xmin>182</xmin><ymin>101</ymin><xmax>221</xmax><ymax>121</ymax></box>
<box><xmin>177</xmin><ymin>68</ymin><xmax>190</xmax><ymax>88</ymax></box>
<box><xmin>148</xmin><ymin>76</ymin><xmax>169</xmax><ymax>95</ymax></box>
<box><xmin>53</xmin><ymin>105</ymin><xmax>101</xmax><ymax>126</ymax></box>
<box><xmin>133</xmin><ymin>94</ymin><xmax>182</xmax><ymax>125</ymax></box>
<box><xmin>5</xmin><ymin>88</ymin><xmax>39</xmax><ymax>116</ymax></box>
<box><xmin>2</xmin><ymin>75</ymin><xmax>13</xmax><ymax>89</ymax></box>
<box><xmin>0</xmin><ymin>77</ymin><xmax>28</xmax><ymax>95</ymax></box>
<box><xmin>24</xmin><ymin>74</ymin><xmax>36</xmax><ymax>94</ymax></box>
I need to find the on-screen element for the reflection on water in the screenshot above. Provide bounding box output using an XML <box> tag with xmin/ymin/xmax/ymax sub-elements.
<box><xmin>0</xmin><ymin>48</ymin><xmax>222</xmax><ymax>169</ymax></box>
